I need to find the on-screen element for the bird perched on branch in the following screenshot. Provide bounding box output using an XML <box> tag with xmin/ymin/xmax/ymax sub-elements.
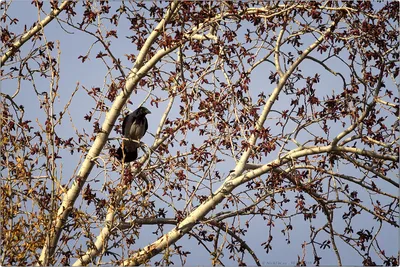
<box><xmin>116</xmin><ymin>106</ymin><xmax>151</xmax><ymax>163</ymax></box>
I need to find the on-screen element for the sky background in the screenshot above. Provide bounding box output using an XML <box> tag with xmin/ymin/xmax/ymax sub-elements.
<box><xmin>1</xmin><ymin>1</ymin><xmax>398</xmax><ymax>265</ymax></box>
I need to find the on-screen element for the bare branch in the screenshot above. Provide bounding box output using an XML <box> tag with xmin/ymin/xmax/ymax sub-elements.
<box><xmin>1</xmin><ymin>1</ymin><xmax>72</xmax><ymax>67</ymax></box>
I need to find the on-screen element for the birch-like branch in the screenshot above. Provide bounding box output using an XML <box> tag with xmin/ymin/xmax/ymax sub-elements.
<box><xmin>38</xmin><ymin>2</ymin><xmax>181</xmax><ymax>265</ymax></box>
<box><xmin>123</xmin><ymin>16</ymin><xmax>345</xmax><ymax>265</ymax></box>
<box><xmin>1</xmin><ymin>0</ymin><xmax>71</xmax><ymax>67</ymax></box>
<box><xmin>231</xmin><ymin>13</ymin><xmax>343</xmax><ymax>179</ymax></box>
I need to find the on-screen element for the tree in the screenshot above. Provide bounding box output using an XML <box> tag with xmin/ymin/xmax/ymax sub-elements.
<box><xmin>1</xmin><ymin>1</ymin><xmax>398</xmax><ymax>266</ymax></box>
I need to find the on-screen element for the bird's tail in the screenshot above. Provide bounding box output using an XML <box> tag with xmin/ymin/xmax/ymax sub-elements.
<box><xmin>116</xmin><ymin>147</ymin><xmax>138</xmax><ymax>163</ymax></box>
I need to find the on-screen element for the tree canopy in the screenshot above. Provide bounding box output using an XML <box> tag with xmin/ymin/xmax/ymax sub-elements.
<box><xmin>1</xmin><ymin>1</ymin><xmax>399</xmax><ymax>266</ymax></box>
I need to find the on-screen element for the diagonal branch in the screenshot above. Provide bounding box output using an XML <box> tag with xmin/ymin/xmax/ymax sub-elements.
<box><xmin>1</xmin><ymin>0</ymin><xmax>72</xmax><ymax>67</ymax></box>
<box><xmin>123</xmin><ymin>14</ymin><xmax>345</xmax><ymax>266</ymax></box>
<box><xmin>38</xmin><ymin>1</ymin><xmax>181</xmax><ymax>265</ymax></box>
<box><xmin>231</xmin><ymin>13</ymin><xmax>344</xmax><ymax>178</ymax></box>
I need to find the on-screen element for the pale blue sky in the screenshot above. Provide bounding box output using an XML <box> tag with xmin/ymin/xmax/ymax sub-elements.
<box><xmin>2</xmin><ymin>1</ymin><xmax>398</xmax><ymax>265</ymax></box>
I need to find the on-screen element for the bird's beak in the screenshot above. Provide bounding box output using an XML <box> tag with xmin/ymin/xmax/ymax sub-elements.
<box><xmin>145</xmin><ymin>108</ymin><xmax>151</xmax><ymax>114</ymax></box>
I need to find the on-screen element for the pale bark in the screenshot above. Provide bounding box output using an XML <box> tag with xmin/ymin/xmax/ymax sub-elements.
<box><xmin>123</xmin><ymin>14</ymin><xmax>345</xmax><ymax>266</ymax></box>
<box><xmin>39</xmin><ymin>2</ymin><xmax>181</xmax><ymax>265</ymax></box>
<box><xmin>1</xmin><ymin>0</ymin><xmax>71</xmax><ymax>67</ymax></box>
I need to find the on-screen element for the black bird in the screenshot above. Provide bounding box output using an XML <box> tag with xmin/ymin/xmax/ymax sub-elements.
<box><xmin>116</xmin><ymin>106</ymin><xmax>151</xmax><ymax>163</ymax></box>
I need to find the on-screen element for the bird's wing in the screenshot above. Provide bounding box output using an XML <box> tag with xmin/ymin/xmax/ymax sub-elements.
<box><xmin>121</xmin><ymin>113</ymin><xmax>132</xmax><ymax>136</ymax></box>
